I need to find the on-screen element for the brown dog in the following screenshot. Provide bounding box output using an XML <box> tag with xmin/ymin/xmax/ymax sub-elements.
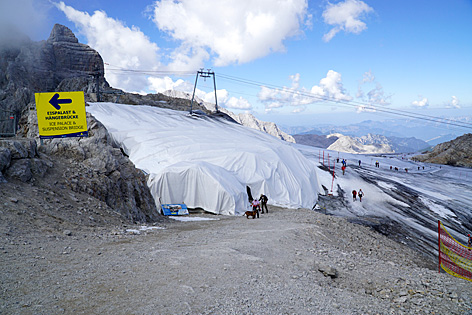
<box><xmin>244</xmin><ymin>210</ymin><xmax>258</xmax><ymax>219</ymax></box>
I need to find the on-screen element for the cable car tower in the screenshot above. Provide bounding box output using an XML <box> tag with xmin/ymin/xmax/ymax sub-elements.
<box><xmin>190</xmin><ymin>69</ymin><xmax>219</xmax><ymax>114</ymax></box>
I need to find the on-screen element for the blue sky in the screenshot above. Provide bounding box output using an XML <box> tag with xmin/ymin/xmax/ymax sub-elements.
<box><xmin>2</xmin><ymin>0</ymin><xmax>472</xmax><ymax>128</ymax></box>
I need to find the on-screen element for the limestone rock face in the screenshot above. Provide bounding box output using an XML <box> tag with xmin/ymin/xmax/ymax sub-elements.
<box><xmin>46</xmin><ymin>24</ymin><xmax>104</xmax><ymax>85</ymax></box>
<box><xmin>413</xmin><ymin>133</ymin><xmax>472</xmax><ymax>167</ymax></box>
<box><xmin>231</xmin><ymin>113</ymin><xmax>295</xmax><ymax>143</ymax></box>
<box><xmin>37</xmin><ymin>112</ymin><xmax>160</xmax><ymax>222</ymax></box>
<box><xmin>0</xmin><ymin>24</ymin><xmax>106</xmax><ymax>134</ymax></box>
<box><xmin>2</xmin><ymin>109</ymin><xmax>160</xmax><ymax>222</ymax></box>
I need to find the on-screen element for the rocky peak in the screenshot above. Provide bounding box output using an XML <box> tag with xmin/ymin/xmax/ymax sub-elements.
<box><xmin>0</xmin><ymin>24</ymin><xmax>108</xmax><ymax>135</ymax></box>
<box><xmin>47</xmin><ymin>24</ymin><xmax>79</xmax><ymax>44</ymax></box>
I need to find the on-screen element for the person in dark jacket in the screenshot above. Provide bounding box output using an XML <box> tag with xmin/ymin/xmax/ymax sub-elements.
<box><xmin>358</xmin><ymin>189</ymin><xmax>364</xmax><ymax>202</ymax></box>
<box><xmin>259</xmin><ymin>194</ymin><xmax>269</xmax><ymax>213</ymax></box>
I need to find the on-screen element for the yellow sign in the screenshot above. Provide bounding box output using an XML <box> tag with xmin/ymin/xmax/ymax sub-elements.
<box><xmin>35</xmin><ymin>91</ymin><xmax>88</xmax><ymax>139</ymax></box>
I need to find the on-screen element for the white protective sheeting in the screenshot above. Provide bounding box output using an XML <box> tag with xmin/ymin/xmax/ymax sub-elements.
<box><xmin>87</xmin><ymin>103</ymin><xmax>320</xmax><ymax>215</ymax></box>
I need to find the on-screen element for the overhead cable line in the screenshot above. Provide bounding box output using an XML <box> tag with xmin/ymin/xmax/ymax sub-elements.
<box><xmin>216</xmin><ymin>73</ymin><xmax>472</xmax><ymax>130</ymax></box>
<box><xmin>98</xmin><ymin>65</ymin><xmax>472</xmax><ymax>130</ymax></box>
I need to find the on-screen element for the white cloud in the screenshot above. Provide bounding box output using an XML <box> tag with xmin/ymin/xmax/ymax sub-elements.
<box><xmin>356</xmin><ymin>70</ymin><xmax>391</xmax><ymax>105</ymax></box>
<box><xmin>54</xmin><ymin>1</ymin><xmax>161</xmax><ymax>93</ymax></box>
<box><xmin>412</xmin><ymin>97</ymin><xmax>429</xmax><ymax>108</ymax></box>
<box><xmin>258</xmin><ymin>74</ymin><xmax>313</xmax><ymax>108</ymax></box>
<box><xmin>362</xmin><ymin>69</ymin><xmax>375</xmax><ymax>83</ymax></box>
<box><xmin>317</xmin><ymin>70</ymin><xmax>352</xmax><ymax>101</ymax></box>
<box><xmin>448</xmin><ymin>96</ymin><xmax>460</xmax><ymax>109</ymax></box>
<box><xmin>356</xmin><ymin>105</ymin><xmax>376</xmax><ymax>113</ymax></box>
<box><xmin>151</xmin><ymin>0</ymin><xmax>309</xmax><ymax>66</ymax></box>
<box><xmin>322</xmin><ymin>0</ymin><xmax>373</xmax><ymax>42</ymax></box>
<box><xmin>292</xmin><ymin>106</ymin><xmax>306</xmax><ymax>113</ymax></box>
<box><xmin>0</xmin><ymin>0</ymin><xmax>48</xmax><ymax>42</ymax></box>
<box><xmin>258</xmin><ymin>70</ymin><xmax>352</xmax><ymax>112</ymax></box>
<box><xmin>148</xmin><ymin>76</ymin><xmax>193</xmax><ymax>93</ymax></box>
<box><xmin>149</xmin><ymin>76</ymin><xmax>251</xmax><ymax>110</ymax></box>
<box><xmin>225</xmin><ymin>97</ymin><xmax>252</xmax><ymax>110</ymax></box>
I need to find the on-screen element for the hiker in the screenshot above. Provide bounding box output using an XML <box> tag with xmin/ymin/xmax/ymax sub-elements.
<box><xmin>341</xmin><ymin>165</ymin><xmax>346</xmax><ymax>175</ymax></box>
<box><xmin>468</xmin><ymin>234</ymin><xmax>472</xmax><ymax>248</ymax></box>
<box><xmin>358</xmin><ymin>189</ymin><xmax>364</xmax><ymax>202</ymax></box>
<box><xmin>358</xmin><ymin>160</ymin><xmax>361</xmax><ymax>167</ymax></box>
<box><xmin>390</xmin><ymin>166</ymin><xmax>392</xmax><ymax>170</ymax></box>
<box><xmin>352</xmin><ymin>190</ymin><xmax>357</xmax><ymax>201</ymax></box>
<box><xmin>251</xmin><ymin>199</ymin><xmax>260</xmax><ymax>218</ymax></box>
<box><xmin>259</xmin><ymin>194</ymin><xmax>269</xmax><ymax>214</ymax></box>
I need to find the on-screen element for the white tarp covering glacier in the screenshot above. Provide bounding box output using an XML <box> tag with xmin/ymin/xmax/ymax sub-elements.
<box><xmin>87</xmin><ymin>103</ymin><xmax>320</xmax><ymax>215</ymax></box>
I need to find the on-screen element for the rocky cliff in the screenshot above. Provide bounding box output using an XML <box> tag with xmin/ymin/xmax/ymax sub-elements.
<box><xmin>1</xmin><ymin>108</ymin><xmax>160</xmax><ymax>223</ymax></box>
<box><xmin>230</xmin><ymin>112</ymin><xmax>295</xmax><ymax>143</ymax></box>
<box><xmin>413</xmin><ymin>133</ymin><xmax>472</xmax><ymax>167</ymax></box>
<box><xmin>0</xmin><ymin>24</ymin><xmax>163</xmax><ymax>223</ymax></box>
<box><xmin>0</xmin><ymin>24</ymin><xmax>106</xmax><ymax>134</ymax></box>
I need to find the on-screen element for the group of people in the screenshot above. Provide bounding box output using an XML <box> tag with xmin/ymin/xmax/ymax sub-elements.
<box><xmin>250</xmin><ymin>194</ymin><xmax>269</xmax><ymax>218</ymax></box>
<box><xmin>352</xmin><ymin>189</ymin><xmax>364</xmax><ymax>202</ymax></box>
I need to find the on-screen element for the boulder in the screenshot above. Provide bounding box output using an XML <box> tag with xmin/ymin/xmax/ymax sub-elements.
<box><xmin>314</xmin><ymin>260</ymin><xmax>339</xmax><ymax>278</ymax></box>
<box><xmin>0</xmin><ymin>147</ymin><xmax>11</xmax><ymax>172</ymax></box>
<box><xmin>6</xmin><ymin>159</ymin><xmax>33</xmax><ymax>182</ymax></box>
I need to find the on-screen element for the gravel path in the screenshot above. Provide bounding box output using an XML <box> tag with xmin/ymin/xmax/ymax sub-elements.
<box><xmin>1</xmin><ymin>202</ymin><xmax>471</xmax><ymax>314</ymax></box>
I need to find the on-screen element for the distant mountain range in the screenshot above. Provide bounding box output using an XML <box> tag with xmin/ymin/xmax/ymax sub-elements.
<box><xmin>293</xmin><ymin>132</ymin><xmax>429</xmax><ymax>154</ymax></box>
<box><xmin>281</xmin><ymin>118</ymin><xmax>471</xmax><ymax>146</ymax></box>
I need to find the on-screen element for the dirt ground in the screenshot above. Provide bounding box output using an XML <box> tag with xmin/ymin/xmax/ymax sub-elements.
<box><xmin>1</xmin><ymin>184</ymin><xmax>471</xmax><ymax>315</ymax></box>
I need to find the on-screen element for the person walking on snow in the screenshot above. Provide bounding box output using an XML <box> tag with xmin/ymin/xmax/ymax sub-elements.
<box><xmin>342</xmin><ymin>165</ymin><xmax>346</xmax><ymax>175</ymax></box>
<box><xmin>259</xmin><ymin>194</ymin><xmax>268</xmax><ymax>214</ymax></box>
<box><xmin>358</xmin><ymin>189</ymin><xmax>364</xmax><ymax>202</ymax></box>
<box><xmin>468</xmin><ymin>234</ymin><xmax>472</xmax><ymax>248</ymax></box>
<box><xmin>352</xmin><ymin>190</ymin><xmax>357</xmax><ymax>201</ymax></box>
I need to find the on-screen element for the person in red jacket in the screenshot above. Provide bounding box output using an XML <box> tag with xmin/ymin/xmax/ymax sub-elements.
<box><xmin>352</xmin><ymin>190</ymin><xmax>357</xmax><ymax>201</ymax></box>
